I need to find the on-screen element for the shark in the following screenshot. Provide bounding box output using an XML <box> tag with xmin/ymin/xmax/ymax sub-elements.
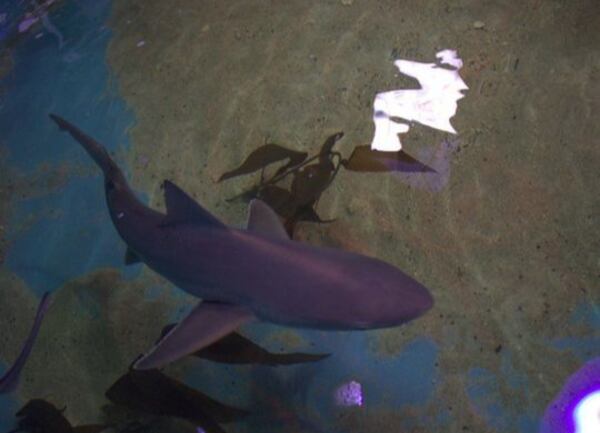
<box><xmin>48</xmin><ymin>114</ymin><xmax>434</xmax><ymax>370</ymax></box>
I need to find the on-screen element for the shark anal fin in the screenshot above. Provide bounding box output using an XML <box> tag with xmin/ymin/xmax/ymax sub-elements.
<box><xmin>246</xmin><ymin>199</ymin><xmax>289</xmax><ymax>240</ymax></box>
<box><xmin>160</xmin><ymin>180</ymin><xmax>227</xmax><ymax>229</ymax></box>
<box><xmin>133</xmin><ymin>302</ymin><xmax>254</xmax><ymax>370</ymax></box>
<box><xmin>124</xmin><ymin>247</ymin><xmax>142</xmax><ymax>265</ymax></box>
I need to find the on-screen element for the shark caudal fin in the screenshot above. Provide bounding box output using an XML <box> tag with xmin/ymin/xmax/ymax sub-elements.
<box><xmin>49</xmin><ymin>114</ymin><xmax>124</xmax><ymax>181</ymax></box>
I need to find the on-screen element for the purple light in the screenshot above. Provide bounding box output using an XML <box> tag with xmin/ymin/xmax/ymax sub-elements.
<box><xmin>540</xmin><ymin>357</ymin><xmax>600</xmax><ymax>433</ymax></box>
<box><xmin>335</xmin><ymin>380</ymin><xmax>363</xmax><ymax>407</ymax></box>
<box><xmin>196</xmin><ymin>428</ymin><xmax>206</xmax><ymax>433</ymax></box>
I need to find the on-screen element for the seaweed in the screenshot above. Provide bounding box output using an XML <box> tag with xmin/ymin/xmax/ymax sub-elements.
<box><xmin>159</xmin><ymin>324</ymin><xmax>330</xmax><ymax>366</ymax></box>
<box><xmin>218</xmin><ymin>144</ymin><xmax>307</xmax><ymax>182</ymax></box>
<box><xmin>219</xmin><ymin>133</ymin><xmax>435</xmax><ymax>237</ymax></box>
<box><xmin>222</xmin><ymin>133</ymin><xmax>345</xmax><ymax>236</ymax></box>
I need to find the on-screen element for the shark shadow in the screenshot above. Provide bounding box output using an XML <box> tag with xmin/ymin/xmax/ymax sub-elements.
<box><xmin>8</xmin><ymin>399</ymin><xmax>106</xmax><ymax>433</ymax></box>
<box><xmin>105</xmin><ymin>368</ymin><xmax>249</xmax><ymax>433</ymax></box>
<box><xmin>158</xmin><ymin>323</ymin><xmax>330</xmax><ymax>366</ymax></box>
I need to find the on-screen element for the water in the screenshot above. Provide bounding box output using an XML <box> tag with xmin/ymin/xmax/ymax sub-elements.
<box><xmin>0</xmin><ymin>1</ymin><xmax>598</xmax><ymax>432</ymax></box>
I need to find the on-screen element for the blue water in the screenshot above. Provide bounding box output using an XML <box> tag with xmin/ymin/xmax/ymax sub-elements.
<box><xmin>466</xmin><ymin>352</ymin><xmax>541</xmax><ymax>433</ymax></box>
<box><xmin>1</xmin><ymin>0</ymin><xmax>139</xmax><ymax>296</ymax></box>
<box><xmin>0</xmin><ymin>1</ymin><xmax>598</xmax><ymax>432</ymax></box>
<box><xmin>184</xmin><ymin>329</ymin><xmax>439</xmax><ymax>432</ymax></box>
<box><xmin>0</xmin><ymin>0</ymin><xmax>136</xmax><ymax>424</ymax></box>
<box><xmin>550</xmin><ymin>304</ymin><xmax>600</xmax><ymax>361</ymax></box>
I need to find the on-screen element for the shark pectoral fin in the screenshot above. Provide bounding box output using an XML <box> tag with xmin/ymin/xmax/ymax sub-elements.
<box><xmin>246</xmin><ymin>199</ymin><xmax>289</xmax><ymax>240</ymax></box>
<box><xmin>124</xmin><ymin>247</ymin><xmax>141</xmax><ymax>265</ymax></box>
<box><xmin>133</xmin><ymin>302</ymin><xmax>254</xmax><ymax>370</ymax></box>
<box><xmin>160</xmin><ymin>180</ymin><xmax>228</xmax><ymax>229</ymax></box>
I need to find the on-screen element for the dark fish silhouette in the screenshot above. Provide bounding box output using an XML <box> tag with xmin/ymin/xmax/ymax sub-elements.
<box><xmin>159</xmin><ymin>323</ymin><xmax>330</xmax><ymax>366</ymax></box>
<box><xmin>0</xmin><ymin>292</ymin><xmax>52</xmax><ymax>394</ymax></box>
<box><xmin>105</xmin><ymin>369</ymin><xmax>248</xmax><ymax>433</ymax></box>
<box><xmin>8</xmin><ymin>399</ymin><xmax>106</xmax><ymax>433</ymax></box>
<box><xmin>49</xmin><ymin>114</ymin><xmax>433</xmax><ymax>372</ymax></box>
<box><xmin>218</xmin><ymin>144</ymin><xmax>307</xmax><ymax>182</ymax></box>
<box><xmin>341</xmin><ymin>145</ymin><xmax>436</xmax><ymax>173</ymax></box>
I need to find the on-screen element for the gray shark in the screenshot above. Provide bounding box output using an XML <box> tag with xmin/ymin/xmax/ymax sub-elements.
<box><xmin>49</xmin><ymin>114</ymin><xmax>434</xmax><ymax>370</ymax></box>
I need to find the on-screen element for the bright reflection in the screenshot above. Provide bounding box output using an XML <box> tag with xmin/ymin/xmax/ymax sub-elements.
<box><xmin>371</xmin><ymin>49</ymin><xmax>468</xmax><ymax>152</ymax></box>
<box><xmin>540</xmin><ymin>356</ymin><xmax>600</xmax><ymax>433</ymax></box>
<box><xmin>335</xmin><ymin>380</ymin><xmax>363</xmax><ymax>407</ymax></box>
<box><xmin>574</xmin><ymin>390</ymin><xmax>600</xmax><ymax>433</ymax></box>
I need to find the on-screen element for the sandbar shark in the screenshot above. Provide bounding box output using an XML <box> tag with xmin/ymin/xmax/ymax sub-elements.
<box><xmin>49</xmin><ymin>114</ymin><xmax>433</xmax><ymax>370</ymax></box>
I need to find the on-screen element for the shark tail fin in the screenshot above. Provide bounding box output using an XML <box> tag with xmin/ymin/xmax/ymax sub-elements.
<box><xmin>49</xmin><ymin>114</ymin><xmax>124</xmax><ymax>182</ymax></box>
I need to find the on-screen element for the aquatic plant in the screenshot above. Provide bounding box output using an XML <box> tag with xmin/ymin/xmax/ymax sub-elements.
<box><xmin>219</xmin><ymin>133</ymin><xmax>435</xmax><ymax>237</ymax></box>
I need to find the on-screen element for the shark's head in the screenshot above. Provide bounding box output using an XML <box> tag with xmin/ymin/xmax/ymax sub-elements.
<box><xmin>342</xmin><ymin>256</ymin><xmax>434</xmax><ymax>329</ymax></box>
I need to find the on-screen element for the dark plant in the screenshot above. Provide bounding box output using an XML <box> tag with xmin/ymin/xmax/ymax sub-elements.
<box><xmin>219</xmin><ymin>133</ymin><xmax>434</xmax><ymax>237</ymax></box>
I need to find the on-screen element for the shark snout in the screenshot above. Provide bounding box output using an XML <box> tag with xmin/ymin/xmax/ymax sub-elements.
<box><xmin>354</xmin><ymin>261</ymin><xmax>434</xmax><ymax>328</ymax></box>
<box><xmin>375</xmin><ymin>283</ymin><xmax>433</xmax><ymax>327</ymax></box>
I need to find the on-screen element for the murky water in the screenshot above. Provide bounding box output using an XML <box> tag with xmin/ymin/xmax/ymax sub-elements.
<box><xmin>1</xmin><ymin>1</ymin><xmax>598</xmax><ymax>432</ymax></box>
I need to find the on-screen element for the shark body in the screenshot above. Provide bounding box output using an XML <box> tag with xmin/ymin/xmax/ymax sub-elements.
<box><xmin>49</xmin><ymin>114</ymin><xmax>433</xmax><ymax>370</ymax></box>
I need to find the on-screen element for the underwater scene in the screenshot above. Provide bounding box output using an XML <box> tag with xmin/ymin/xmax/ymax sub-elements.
<box><xmin>0</xmin><ymin>1</ymin><xmax>598</xmax><ymax>432</ymax></box>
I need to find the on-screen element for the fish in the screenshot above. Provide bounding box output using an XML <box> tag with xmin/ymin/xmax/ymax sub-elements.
<box><xmin>48</xmin><ymin>114</ymin><xmax>434</xmax><ymax>371</ymax></box>
<box><xmin>0</xmin><ymin>292</ymin><xmax>52</xmax><ymax>394</ymax></box>
<box><xmin>105</xmin><ymin>369</ymin><xmax>248</xmax><ymax>433</ymax></box>
<box><xmin>8</xmin><ymin>399</ymin><xmax>106</xmax><ymax>433</ymax></box>
<box><xmin>158</xmin><ymin>323</ymin><xmax>330</xmax><ymax>366</ymax></box>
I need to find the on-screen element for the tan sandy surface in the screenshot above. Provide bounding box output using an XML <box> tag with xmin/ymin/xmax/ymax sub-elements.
<box><xmin>101</xmin><ymin>1</ymin><xmax>600</xmax><ymax>432</ymax></box>
<box><xmin>3</xmin><ymin>1</ymin><xmax>596</xmax><ymax>432</ymax></box>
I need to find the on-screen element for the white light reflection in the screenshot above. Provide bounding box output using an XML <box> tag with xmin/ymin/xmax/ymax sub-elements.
<box><xmin>335</xmin><ymin>380</ymin><xmax>363</xmax><ymax>407</ymax></box>
<box><xmin>371</xmin><ymin>49</ymin><xmax>468</xmax><ymax>152</ymax></box>
<box><xmin>574</xmin><ymin>390</ymin><xmax>600</xmax><ymax>433</ymax></box>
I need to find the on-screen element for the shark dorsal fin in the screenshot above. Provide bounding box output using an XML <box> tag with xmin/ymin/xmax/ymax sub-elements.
<box><xmin>161</xmin><ymin>180</ymin><xmax>227</xmax><ymax>228</ymax></box>
<box><xmin>246</xmin><ymin>199</ymin><xmax>289</xmax><ymax>240</ymax></box>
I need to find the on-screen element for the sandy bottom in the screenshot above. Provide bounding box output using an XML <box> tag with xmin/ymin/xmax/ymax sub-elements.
<box><xmin>0</xmin><ymin>0</ymin><xmax>598</xmax><ymax>432</ymax></box>
<box><xmin>101</xmin><ymin>1</ymin><xmax>599</xmax><ymax>431</ymax></box>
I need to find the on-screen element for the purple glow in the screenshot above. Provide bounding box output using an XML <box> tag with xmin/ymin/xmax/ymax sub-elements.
<box><xmin>196</xmin><ymin>428</ymin><xmax>206</xmax><ymax>433</ymax></box>
<box><xmin>574</xmin><ymin>391</ymin><xmax>600</xmax><ymax>433</ymax></box>
<box><xmin>540</xmin><ymin>357</ymin><xmax>600</xmax><ymax>433</ymax></box>
<box><xmin>335</xmin><ymin>380</ymin><xmax>363</xmax><ymax>407</ymax></box>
